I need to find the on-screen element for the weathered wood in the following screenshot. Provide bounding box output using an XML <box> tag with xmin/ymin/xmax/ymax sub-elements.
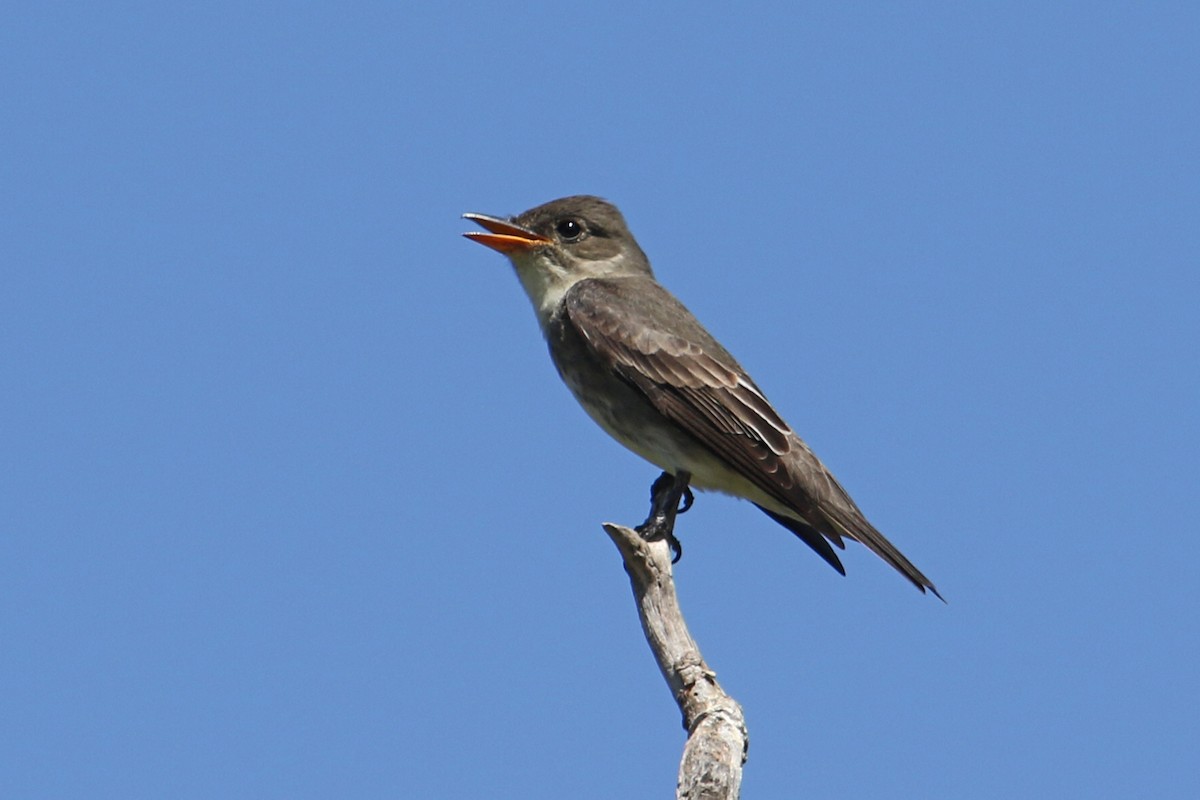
<box><xmin>602</xmin><ymin>523</ymin><xmax>749</xmax><ymax>800</ymax></box>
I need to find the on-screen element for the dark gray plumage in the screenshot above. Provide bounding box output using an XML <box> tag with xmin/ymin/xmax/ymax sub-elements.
<box><xmin>464</xmin><ymin>196</ymin><xmax>940</xmax><ymax>598</ymax></box>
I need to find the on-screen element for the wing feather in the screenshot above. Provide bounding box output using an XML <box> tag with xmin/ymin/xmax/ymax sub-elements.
<box><xmin>561</xmin><ymin>278</ymin><xmax>940</xmax><ymax>597</ymax></box>
<box><xmin>564</xmin><ymin>280</ymin><xmax>809</xmax><ymax>506</ymax></box>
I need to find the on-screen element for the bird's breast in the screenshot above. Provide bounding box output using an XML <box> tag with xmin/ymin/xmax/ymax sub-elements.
<box><xmin>545</xmin><ymin>316</ymin><xmax>772</xmax><ymax>505</ymax></box>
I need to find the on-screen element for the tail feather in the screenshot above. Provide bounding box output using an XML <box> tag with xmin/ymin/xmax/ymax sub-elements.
<box><xmin>758</xmin><ymin>502</ymin><xmax>944</xmax><ymax>601</ymax></box>
<box><xmin>756</xmin><ymin>505</ymin><xmax>846</xmax><ymax>576</ymax></box>
<box><xmin>820</xmin><ymin>505</ymin><xmax>944</xmax><ymax>601</ymax></box>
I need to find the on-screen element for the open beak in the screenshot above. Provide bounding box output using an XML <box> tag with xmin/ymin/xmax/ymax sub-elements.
<box><xmin>462</xmin><ymin>213</ymin><xmax>552</xmax><ymax>254</ymax></box>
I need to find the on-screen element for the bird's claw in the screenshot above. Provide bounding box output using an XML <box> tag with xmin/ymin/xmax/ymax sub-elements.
<box><xmin>678</xmin><ymin>486</ymin><xmax>694</xmax><ymax>515</ymax></box>
<box><xmin>636</xmin><ymin>471</ymin><xmax>692</xmax><ymax>564</ymax></box>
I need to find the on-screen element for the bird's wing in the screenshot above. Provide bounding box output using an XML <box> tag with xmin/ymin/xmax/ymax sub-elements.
<box><xmin>562</xmin><ymin>278</ymin><xmax>940</xmax><ymax>597</ymax></box>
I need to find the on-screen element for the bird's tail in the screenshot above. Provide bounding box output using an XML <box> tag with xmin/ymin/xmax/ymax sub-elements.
<box><xmin>820</xmin><ymin>504</ymin><xmax>944</xmax><ymax>601</ymax></box>
<box><xmin>756</xmin><ymin>505</ymin><xmax>847</xmax><ymax>576</ymax></box>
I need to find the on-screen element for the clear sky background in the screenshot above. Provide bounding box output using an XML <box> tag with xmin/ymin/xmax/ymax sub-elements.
<box><xmin>3</xmin><ymin>3</ymin><xmax>1197</xmax><ymax>798</ymax></box>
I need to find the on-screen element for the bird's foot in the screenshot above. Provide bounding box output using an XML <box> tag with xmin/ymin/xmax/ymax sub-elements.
<box><xmin>646</xmin><ymin>471</ymin><xmax>694</xmax><ymax>515</ymax></box>
<box><xmin>635</xmin><ymin>471</ymin><xmax>693</xmax><ymax>564</ymax></box>
<box><xmin>678</xmin><ymin>485</ymin><xmax>694</xmax><ymax>515</ymax></box>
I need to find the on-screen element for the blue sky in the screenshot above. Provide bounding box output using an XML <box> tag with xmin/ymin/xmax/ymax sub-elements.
<box><xmin>3</xmin><ymin>2</ymin><xmax>1197</xmax><ymax>797</ymax></box>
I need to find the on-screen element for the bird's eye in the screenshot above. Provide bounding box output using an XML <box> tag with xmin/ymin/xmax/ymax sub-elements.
<box><xmin>555</xmin><ymin>219</ymin><xmax>585</xmax><ymax>241</ymax></box>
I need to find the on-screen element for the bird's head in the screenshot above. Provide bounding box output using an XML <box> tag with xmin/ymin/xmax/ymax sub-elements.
<box><xmin>464</xmin><ymin>195</ymin><xmax>652</xmax><ymax>327</ymax></box>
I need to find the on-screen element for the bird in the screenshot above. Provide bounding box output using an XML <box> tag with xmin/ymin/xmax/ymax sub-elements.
<box><xmin>463</xmin><ymin>195</ymin><xmax>941</xmax><ymax>598</ymax></box>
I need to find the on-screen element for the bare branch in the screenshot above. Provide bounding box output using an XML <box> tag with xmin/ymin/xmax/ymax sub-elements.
<box><xmin>602</xmin><ymin>523</ymin><xmax>749</xmax><ymax>800</ymax></box>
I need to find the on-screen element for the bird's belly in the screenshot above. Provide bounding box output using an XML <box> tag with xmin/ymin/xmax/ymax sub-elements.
<box><xmin>557</xmin><ymin>360</ymin><xmax>779</xmax><ymax>507</ymax></box>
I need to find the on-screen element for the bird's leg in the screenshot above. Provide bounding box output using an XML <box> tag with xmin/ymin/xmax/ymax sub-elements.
<box><xmin>635</xmin><ymin>470</ymin><xmax>693</xmax><ymax>564</ymax></box>
<box><xmin>646</xmin><ymin>472</ymin><xmax>694</xmax><ymax>516</ymax></box>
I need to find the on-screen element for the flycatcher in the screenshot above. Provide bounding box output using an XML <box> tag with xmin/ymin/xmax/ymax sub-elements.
<box><xmin>464</xmin><ymin>195</ymin><xmax>940</xmax><ymax>598</ymax></box>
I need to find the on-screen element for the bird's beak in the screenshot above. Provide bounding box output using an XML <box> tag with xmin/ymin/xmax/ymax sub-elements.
<box><xmin>462</xmin><ymin>213</ymin><xmax>552</xmax><ymax>254</ymax></box>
